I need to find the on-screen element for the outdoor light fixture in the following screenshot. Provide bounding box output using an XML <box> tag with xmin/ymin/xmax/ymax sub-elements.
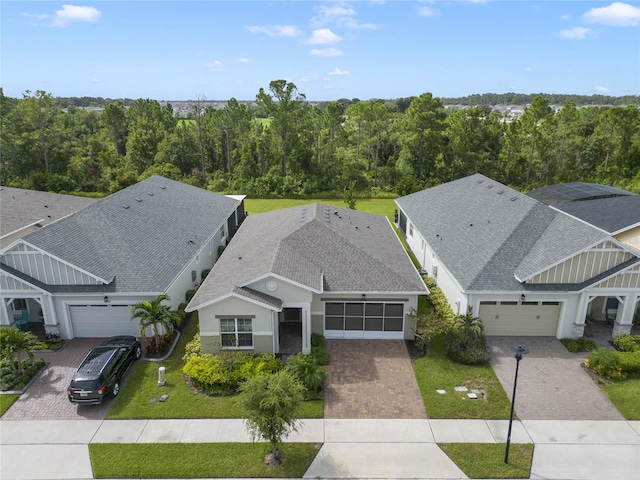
<box><xmin>520</xmin><ymin>294</ymin><xmax>526</xmax><ymax>302</ymax></box>
<box><xmin>103</xmin><ymin>296</ymin><xmax>110</xmax><ymax>303</ymax></box>
<box><xmin>505</xmin><ymin>344</ymin><xmax>529</xmax><ymax>464</ymax></box>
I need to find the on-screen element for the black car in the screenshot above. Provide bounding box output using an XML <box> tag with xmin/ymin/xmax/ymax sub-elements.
<box><xmin>67</xmin><ymin>335</ymin><xmax>141</xmax><ymax>405</ymax></box>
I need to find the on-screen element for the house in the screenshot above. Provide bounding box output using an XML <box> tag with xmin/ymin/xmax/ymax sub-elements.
<box><xmin>528</xmin><ymin>183</ymin><xmax>640</xmax><ymax>322</ymax></box>
<box><xmin>395</xmin><ymin>174</ymin><xmax>640</xmax><ymax>339</ymax></box>
<box><xmin>1</xmin><ymin>186</ymin><xmax>98</xmax><ymax>250</ymax></box>
<box><xmin>0</xmin><ymin>176</ymin><xmax>245</xmax><ymax>339</ymax></box>
<box><xmin>186</xmin><ymin>204</ymin><xmax>427</xmax><ymax>355</ymax></box>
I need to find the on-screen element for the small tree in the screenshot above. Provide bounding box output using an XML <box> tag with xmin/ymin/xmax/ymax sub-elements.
<box><xmin>131</xmin><ymin>294</ymin><xmax>175</xmax><ymax>347</ymax></box>
<box><xmin>0</xmin><ymin>327</ymin><xmax>45</xmax><ymax>377</ymax></box>
<box><xmin>285</xmin><ymin>353</ymin><xmax>328</xmax><ymax>399</ymax></box>
<box><xmin>407</xmin><ymin>308</ymin><xmax>451</xmax><ymax>354</ymax></box>
<box><xmin>236</xmin><ymin>370</ymin><xmax>304</xmax><ymax>467</ymax></box>
<box><xmin>453</xmin><ymin>306</ymin><xmax>484</xmax><ymax>340</ymax></box>
<box><xmin>343</xmin><ymin>180</ymin><xmax>358</xmax><ymax>210</ymax></box>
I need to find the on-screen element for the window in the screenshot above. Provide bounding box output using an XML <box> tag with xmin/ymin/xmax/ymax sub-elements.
<box><xmin>12</xmin><ymin>299</ymin><xmax>27</xmax><ymax>311</ymax></box>
<box><xmin>220</xmin><ymin>318</ymin><xmax>253</xmax><ymax>348</ymax></box>
<box><xmin>409</xmin><ymin>223</ymin><xmax>414</xmax><ymax>238</ymax></box>
<box><xmin>324</xmin><ymin>302</ymin><xmax>405</xmax><ymax>333</ymax></box>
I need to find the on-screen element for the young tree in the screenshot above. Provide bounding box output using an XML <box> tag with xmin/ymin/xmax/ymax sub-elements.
<box><xmin>236</xmin><ymin>370</ymin><xmax>304</xmax><ymax>467</ymax></box>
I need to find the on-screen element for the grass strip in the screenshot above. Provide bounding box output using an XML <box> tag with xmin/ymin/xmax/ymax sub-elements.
<box><xmin>0</xmin><ymin>394</ymin><xmax>19</xmax><ymax>417</ymax></box>
<box><xmin>414</xmin><ymin>336</ymin><xmax>512</xmax><ymax>419</ymax></box>
<box><xmin>107</xmin><ymin>316</ymin><xmax>322</xmax><ymax>419</ymax></box>
<box><xmin>602</xmin><ymin>378</ymin><xmax>640</xmax><ymax>419</ymax></box>
<box><xmin>89</xmin><ymin>442</ymin><xmax>321</xmax><ymax>478</ymax></box>
<box><xmin>439</xmin><ymin>443</ymin><xmax>533</xmax><ymax>479</ymax></box>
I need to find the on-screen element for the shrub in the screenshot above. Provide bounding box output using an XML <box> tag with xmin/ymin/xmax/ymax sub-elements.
<box><xmin>0</xmin><ymin>357</ymin><xmax>45</xmax><ymax>391</ymax></box>
<box><xmin>613</xmin><ymin>334</ymin><xmax>640</xmax><ymax>352</ymax></box>
<box><xmin>217</xmin><ymin>245</ymin><xmax>226</xmax><ymax>257</ymax></box>
<box><xmin>310</xmin><ymin>346</ymin><xmax>330</xmax><ymax>366</ymax></box>
<box><xmin>183</xmin><ymin>351</ymin><xmax>282</xmax><ymax>396</ymax></box>
<box><xmin>185</xmin><ymin>289</ymin><xmax>197</xmax><ymax>302</ymax></box>
<box><xmin>285</xmin><ymin>353</ymin><xmax>328</xmax><ymax>400</ymax></box>
<box><xmin>612</xmin><ymin>351</ymin><xmax>640</xmax><ymax>377</ymax></box>
<box><xmin>182</xmin><ymin>332</ymin><xmax>202</xmax><ymax>362</ymax></box>
<box><xmin>201</xmin><ymin>269</ymin><xmax>211</xmax><ymax>281</ymax></box>
<box><xmin>422</xmin><ymin>276</ymin><xmax>456</xmax><ymax>324</ymax></box>
<box><xmin>586</xmin><ymin>348</ymin><xmax>623</xmax><ymax>380</ymax></box>
<box><xmin>444</xmin><ymin>330</ymin><xmax>490</xmax><ymax>365</ymax></box>
<box><xmin>311</xmin><ymin>333</ymin><xmax>325</xmax><ymax>348</ymax></box>
<box><xmin>561</xmin><ymin>337</ymin><xmax>597</xmax><ymax>352</ymax></box>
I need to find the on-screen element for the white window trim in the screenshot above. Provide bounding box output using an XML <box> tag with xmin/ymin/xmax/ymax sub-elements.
<box><xmin>219</xmin><ymin>317</ymin><xmax>253</xmax><ymax>349</ymax></box>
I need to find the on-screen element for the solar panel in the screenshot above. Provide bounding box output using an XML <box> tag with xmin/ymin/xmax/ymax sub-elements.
<box><xmin>527</xmin><ymin>182</ymin><xmax>634</xmax><ymax>205</ymax></box>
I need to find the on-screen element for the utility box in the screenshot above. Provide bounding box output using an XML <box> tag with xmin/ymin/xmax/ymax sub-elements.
<box><xmin>158</xmin><ymin>366</ymin><xmax>166</xmax><ymax>386</ymax></box>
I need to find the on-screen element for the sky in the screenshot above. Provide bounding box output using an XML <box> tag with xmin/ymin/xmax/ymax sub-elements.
<box><xmin>2</xmin><ymin>1</ymin><xmax>639</xmax><ymax>101</ymax></box>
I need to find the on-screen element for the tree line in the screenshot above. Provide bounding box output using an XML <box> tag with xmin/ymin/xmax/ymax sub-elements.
<box><xmin>1</xmin><ymin>81</ymin><xmax>639</xmax><ymax>198</ymax></box>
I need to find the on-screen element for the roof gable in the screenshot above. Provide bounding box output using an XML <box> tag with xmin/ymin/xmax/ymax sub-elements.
<box><xmin>16</xmin><ymin>176</ymin><xmax>240</xmax><ymax>293</ymax></box>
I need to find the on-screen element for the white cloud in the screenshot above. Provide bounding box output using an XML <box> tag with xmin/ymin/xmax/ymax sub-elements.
<box><xmin>310</xmin><ymin>48</ymin><xmax>343</xmax><ymax>57</ymax></box>
<box><xmin>311</xmin><ymin>3</ymin><xmax>378</xmax><ymax>30</ymax></box>
<box><xmin>21</xmin><ymin>12</ymin><xmax>49</xmax><ymax>20</ymax></box>
<box><xmin>583</xmin><ymin>2</ymin><xmax>640</xmax><ymax>26</ymax></box>
<box><xmin>91</xmin><ymin>78</ymin><xmax>99</xmax><ymax>84</ymax></box>
<box><xmin>236</xmin><ymin>58</ymin><xmax>250</xmax><ymax>63</ymax></box>
<box><xmin>524</xmin><ymin>66</ymin><xmax>534</xmax><ymax>72</ymax></box>
<box><xmin>418</xmin><ymin>7</ymin><xmax>438</xmax><ymax>17</ymax></box>
<box><xmin>245</xmin><ymin>25</ymin><xmax>301</xmax><ymax>37</ymax></box>
<box><xmin>328</xmin><ymin>68</ymin><xmax>350</xmax><ymax>76</ymax></box>
<box><xmin>307</xmin><ymin>28</ymin><xmax>342</xmax><ymax>45</ymax></box>
<box><xmin>203</xmin><ymin>60</ymin><xmax>224</xmax><ymax>71</ymax></box>
<box><xmin>52</xmin><ymin>5</ymin><xmax>101</xmax><ymax>27</ymax></box>
<box><xmin>559</xmin><ymin>27</ymin><xmax>590</xmax><ymax>39</ymax></box>
<box><xmin>595</xmin><ymin>86</ymin><xmax>611</xmax><ymax>92</ymax></box>
<box><xmin>561</xmin><ymin>14</ymin><xmax>571</xmax><ymax>21</ymax></box>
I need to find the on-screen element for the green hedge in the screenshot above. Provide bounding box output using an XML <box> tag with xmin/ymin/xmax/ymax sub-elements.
<box><xmin>613</xmin><ymin>351</ymin><xmax>640</xmax><ymax>377</ymax></box>
<box><xmin>422</xmin><ymin>276</ymin><xmax>456</xmax><ymax>324</ymax></box>
<box><xmin>613</xmin><ymin>334</ymin><xmax>640</xmax><ymax>352</ymax></box>
<box><xmin>183</xmin><ymin>351</ymin><xmax>282</xmax><ymax>396</ymax></box>
<box><xmin>561</xmin><ymin>337</ymin><xmax>597</xmax><ymax>352</ymax></box>
<box><xmin>586</xmin><ymin>348</ymin><xmax>640</xmax><ymax>380</ymax></box>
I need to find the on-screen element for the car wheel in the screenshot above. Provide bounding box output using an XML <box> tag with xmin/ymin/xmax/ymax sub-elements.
<box><xmin>112</xmin><ymin>381</ymin><xmax>120</xmax><ymax>397</ymax></box>
<box><xmin>135</xmin><ymin>346</ymin><xmax>142</xmax><ymax>359</ymax></box>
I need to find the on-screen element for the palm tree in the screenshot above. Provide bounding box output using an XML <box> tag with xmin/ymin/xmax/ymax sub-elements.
<box><xmin>131</xmin><ymin>294</ymin><xmax>175</xmax><ymax>343</ymax></box>
<box><xmin>454</xmin><ymin>306</ymin><xmax>484</xmax><ymax>341</ymax></box>
<box><xmin>0</xmin><ymin>327</ymin><xmax>45</xmax><ymax>376</ymax></box>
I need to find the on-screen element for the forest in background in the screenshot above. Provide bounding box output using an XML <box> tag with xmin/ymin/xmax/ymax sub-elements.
<box><xmin>1</xmin><ymin>81</ymin><xmax>639</xmax><ymax>198</ymax></box>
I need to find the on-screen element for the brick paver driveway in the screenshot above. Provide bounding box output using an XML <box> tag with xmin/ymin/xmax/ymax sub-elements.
<box><xmin>2</xmin><ymin>338</ymin><xmax>117</xmax><ymax>421</ymax></box>
<box><xmin>488</xmin><ymin>336</ymin><xmax>623</xmax><ymax>420</ymax></box>
<box><xmin>324</xmin><ymin>340</ymin><xmax>426</xmax><ymax>419</ymax></box>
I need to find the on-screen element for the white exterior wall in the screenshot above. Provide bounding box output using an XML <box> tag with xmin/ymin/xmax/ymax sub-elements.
<box><xmin>247</xmin><ymin>276</ymin><xmax>314</xmax><ymax>304</ymax></box>
<box><xmin>166</xmin><ymin>229</ymin><xmax>227</xmax><ymax>309</ymax></box>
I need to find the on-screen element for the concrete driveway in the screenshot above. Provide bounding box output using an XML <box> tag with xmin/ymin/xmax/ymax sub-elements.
<box><xmin>2</xmin><ymin>338</ymin><xmax>117</xmax><ymax>421</ymax></box>
<box><xmin>487</xmin><ymin>336</ymin><xmax>624</xmax><ymax>420</ymax></box>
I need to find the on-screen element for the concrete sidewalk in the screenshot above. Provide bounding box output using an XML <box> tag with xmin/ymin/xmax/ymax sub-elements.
<box><xmin>1</xmin><ymin>418</ymin><xmax>639</xmax><ymax>480</ymax></box>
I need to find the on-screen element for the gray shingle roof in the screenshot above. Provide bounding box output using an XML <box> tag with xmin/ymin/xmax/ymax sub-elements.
<box><xmin>1</xmin><ymin>186</ymin><xmax>97</xmax><ymax>237</ymax></box>
<box><xmin>15</xmin><ymin>176</ymin><xmax>239</xmax><ymax>293</ymax></box>
<box><xmin>395</xmin><ymin>174</ymin><xmax>610</xmax><ymax>292</ymax></box>
<box><xmin>188</xmin><ymin>204</ymin><xmax>427</xmax><ymax>310</ymax></box>
<box><xmin>552</xmin><ymin>195</ymin><xmax>640</xmax><ymax>234</ymax></box>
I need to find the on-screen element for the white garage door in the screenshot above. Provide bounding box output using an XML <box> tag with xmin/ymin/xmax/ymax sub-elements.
<box><xmin>324</xmin><ymin>302</ymin><xmax>405</xmax><ymax>339</ymax></box>
<box><xmin>478</xmin><ymin>301</ymin><xmax>561</xmax><ymax>336</ymax></box>
<box><xmin>70</xmin><ymin>304</ymin><xmax>138</xmax><ymax>338</ymax></box>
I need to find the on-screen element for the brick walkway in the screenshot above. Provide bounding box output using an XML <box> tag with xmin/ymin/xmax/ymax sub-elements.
<box><xmin>324</xmin><ymin>340</ymin><xmax>427</xmax><ymax>419</ymax></box>
<box><xmin>487</xmin><ymin>336</ymin><xmax>624</xmax><ymax>420</ymax></box>
<box><xmin>2</xmin><ymin>338</ymin><xmax>113</xmax><ymax>421</ymax></box>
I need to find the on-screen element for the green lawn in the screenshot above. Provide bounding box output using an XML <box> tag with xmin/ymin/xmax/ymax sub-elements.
<box><xmin>440</xmin><ymin>443</ymin><xmax>533</xmax><ymax>479</ymax></box>
<box><xmin>602</xmin><ymin>378</ymin><xmax>640</xmax><ymax>419</ymax></box>
<box><xmin>414</xmin><ymin>336</ymin><xmax>512</xmax><ymax>419</ymax></box>
<box><xmin>89</xmin><ymin>443</ymin><xmax>320</xmax><ymax>478</ymax></box>
<box><xmin>0</xmin><ymin>394</ymin><xmax>19</xmax><ymax>417</ymax></box>
<box><xmin>244</xmin><ymin>198</ymin><xmax>397</xmax><ymax>220</ymax></box>
<box><xmin>107</xmin><ymin>315</ymin><xmax>323</xmax><ymax>419</ymax></box>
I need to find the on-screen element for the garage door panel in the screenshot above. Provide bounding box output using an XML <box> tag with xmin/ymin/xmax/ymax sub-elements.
<box><xmin>479</xmin><ymin>303</ymin><xmax>560</xmax><ymax>336</ymax></box>
<box><xmin>70</xmin><ymin>305</ymin><xmax>138</xmax><ymax>338</ymax></box>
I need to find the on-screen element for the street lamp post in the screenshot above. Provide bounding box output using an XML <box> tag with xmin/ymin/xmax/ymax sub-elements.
<box><xmin>505</xmin><ymin>344</ymin><xmax>529</xmax><ymax>464</ymax></box>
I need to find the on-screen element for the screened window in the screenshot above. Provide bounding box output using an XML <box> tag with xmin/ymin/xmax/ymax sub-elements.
<box><xmin>324</xmin><ymin>302</ymin><xmax>405</xmax><ymax>333</ymax></box>
<box><xmin>220</xmin><ymin>318</ymin><xmax>253</xmax><ymax>348</ymax></box>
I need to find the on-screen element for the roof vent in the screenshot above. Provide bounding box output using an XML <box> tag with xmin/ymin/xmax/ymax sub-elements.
<box><xmin>147</xmin><ymin>192</ymin><xmax>154</xmax><ymax>196</ymax></box>
<box><xmin>160</xmin><ymin>185</ymin><xmax>166</xmax><ymax>189</ymax></box>
<box><xmin>510</xmin><ymin>196</ymin><xmax>518</xmax><ymax>202</ymax></box>
<box><xmin>497</xmin><ymin>190</ymin><xmax>504</xmax><ymax>195</ymax></box>
<box><xmin>487</xmin><ymin>185</ymin><xmax>494</xmax><ymax>189</ymax></box>
<box><xmin>44</xmin><ymin>205</ymin><xmax>48</xmax><ymax>208</ymax></box>
<box><xmin>135</xmin><ymin>198</ymin><xmax>142</xmax><ymax>202</ymax></box>
<box><xmin>477</xmin><ymin>179</ymin><xmax>484</xmax><ymax>184</ymax></box>
<box><xmin>121</xmin><ymin>204</ymin><xmax>130</xmax><ymax>209</ymax></box>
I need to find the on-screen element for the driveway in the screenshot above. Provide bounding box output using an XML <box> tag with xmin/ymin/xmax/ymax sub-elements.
<box><xmin>2</xmin><ymin>338</ymin><xmax>116</xmax><ymax>421</ymax></box>
<box><xmin>487</xmin><ymin>336</ymin><xmax>623</xmax><ymax>420</ymax></box>
<box><xmin>324</xmin><ymin>340</ymin><xmax>426</xmax><ymax>419</ymax></box>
